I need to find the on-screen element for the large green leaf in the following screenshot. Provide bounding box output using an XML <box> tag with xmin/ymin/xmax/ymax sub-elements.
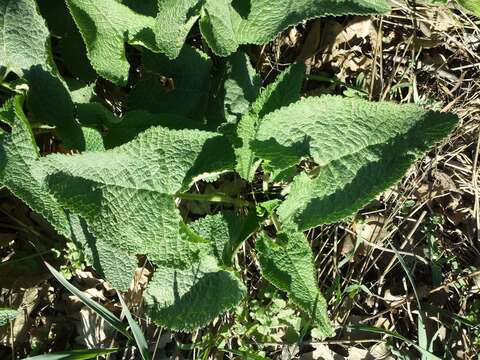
<box><xmin>144</xmin><ymin>211</ymin><xmax>256</xmax><ymax>331</ymax></box>
<box><xmin>256</xmin><ymin>232</ymin><xmax>334</xmax><ymax>338</ymax></box>
<box><xmin>0</xmin><ymin>97</ymin><xmax>71</xmax><ymax>237</ymax></box>
<box><xmin>199</xmin><ymin>0</ymin><xmax>390</xmax><ymax>56</ymax></box>
<box><xmin>235</xmin><ymin>62</ymin><xmax>305</xmax><ymax>180</ymax></box>
<box><xmin>253</xmin><ymin>96</ymin><xmax>458</xmax><ymax>230</ymax></box>
<box><xmin>41</xmin><ymin>126</ymin><xmax>236</xmax><ymax>290</ymax></box>
<box><xmin>0</xmin><ymin>308</ymin><xmax>20</xmax><ymax>326</ymax></box>
<box><xmin>0</xmin><ymin>0</ymin><xmax>52</xmax><ymax>75</ymax></box>
<box><xmin>37</xmin><ymin>0</ymin><xmax>96</xmax><ymax>83</ymax></box>
<box><xmin>157</xmin><ymin>0</ymin><xmax>390</xmax><ymax>58</ymax></box>
<box><xmin>145</xmin><ymin>212</ymin><xmax>258</xmax><ymax>331</ymax></box>
<box><xmin>144</xmin><ymin>253</ymin><xmax>246</xmax><ymax>331</ymax></box>
<box><xmin>65</xmin><ymin>0</ymin><xmax>157</xmax><ymax>85</ymax></box>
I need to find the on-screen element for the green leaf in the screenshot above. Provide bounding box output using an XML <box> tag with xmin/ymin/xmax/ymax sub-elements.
<box><xmin>457</xmin><ymin>0</ymin><xmax>480</xmax><ymax>15</ymax></box>
<box><xmin>143</xmin><ymin>212</ymin><xmax>254</xmax><ymax>331</ymax></box>
<box><xmin>153</xmin><ymin>0</ymin><xmax>202</xmax><ymax>59</ymax></box>
<box><xmin>21</xmin><ymin>348</ymin><xmax>118</xmax><ymax>360</ymax></box>
<box><xmin>0</xmin><ymin>0</ymin><xmax>52</xmax><ymax>75</ymax></box>
<box><xmin>252</xmin><ymin>96</ymin><xmax>457</xmax><ymax>230</ymax></box>
<box><xmin>144</xmin><ymin>252</ymin><xmax>246</xmax><ymax>331</ymax></box>
<box><xmin>235</xmin><ymin>62</ymin><xmax>305</xmax><ymax>180</ymax></box>
<box><xmin>0</xmin><ymin>308</ymin><xmax>20</xmax><ymax>326</ymax></box>
<box><xmin>129</xmin><ymin>46</ymin><xmax>212</xmax><ymax>120</ymax></box>
<box><xmin>117</xmin><ymin>291</ymin><xmax>151</xmax><ymax>360</ymax></box>
<box><xmin>0</xmin><ymin>97</ymin><xmax>71</xmax><ymax>237</ymax></box>
<box><xmin>41</xmin><ymin>126</ymin><xmax>235</xmax><ymax>290</ymax></box>
<box><xmin>37</xmin><ymin>0</ymin><xmax>96</xmax><ymax>83</ymax></box>
<box><xmin>222</xmin><ymin>51</ymin><xmax>261</xmax><ymax>124</ymax></box>
<box><xmin>103</xmin><ymin>111</ymin><xmax>200</xmax><ymax>149</ymax></box>
<box><xmin>256</xmin><ymin>232</ymin><xmax>334</xmax><ymax>338</ymax></box>
<box><xmin>189</xmin><ymin>211</ymin><xmax>259</xmax><ymax>266</ymax></box>
<box><xmin>24</xmin><ymin>66</ymin><xmax>84</xmax><ymax>150</ymax></box>
<box><xmin>199</xmin><ymin>0</ymin><xmax>390</xmax><ymax>56</ymax></box>
<box><xmin>45</xmin><ymin>262</ymin><xmax>132</xmax><ymax>339</ymax></box>
<box><xmin>199</xmin><ymin>0</ymin><xmax>239</xmax><ymax>57</ymax></box>
<box><xmin>65</xmin><ymin>0</ymin><xmax>157</xmax><ymax>85</ymax></box>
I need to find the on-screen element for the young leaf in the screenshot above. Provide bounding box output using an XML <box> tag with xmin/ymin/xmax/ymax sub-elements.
<box><xmin>0</xmin><ymin>0</ymin><xmax>52</xmax><ymax>75</ymax></box>
<box><xmin>222</xmin><ymin>52</ymin><xmax>261</xmax><ymax>124</ymax></box>
<box><xmin>199</xmin><ymin>0</ymin><xmax>239</xmax><ymax>57</ymax></box>
<box><xmin>252</xmin><ymin>96</ymin><xmax>458</xmax><ymax>230</ymax></box>
<box><xmin>235</xmin><ymin>62</ymin><xmax>305</xmax><ymax>180</ymax></box>
<box><xmin>40</xmin><ymin>126</ymin><xmax>235</xmax><ymax>289</ymax></box>
<box><xmin>189</xmin><ymin>211</ymin><xmax>260</xmax><ymax>266</ymax></box>
<box><xmin>153</xmin><ymin>0</ymin><xmax>203</xmax><ymax>59</ymax></box>
<box><xmin>22</xmin><ymin>348</ymin><xmax>118</xmax><ymax>360</ymax></box>
<box><xmin>45</xmin><ymin>262</ymin><xmax>131</xmax><ymax>340</ymax></box>
<box><xmin>117</xmin><ymin>291</ymin><xmax>151</xmax><ymax>360</ymax></box>
<box><xmin>0</xmin><ymin>97</ymin><xmax>71</xmax><ymax>237</ymax></box>
<box><xmin>65</xmin><ymin>0</ymin><xmax>157</xmax><ymax>85</ymax></box>
<box><xmin>256</xmin><ymin>232</ymin><xmax>334</xmax><ymax>338</ymax></box>
<box><xmin>0</xmin><ymin>308</ymin><xmax>20</xmax><ymax>326</ymax></box>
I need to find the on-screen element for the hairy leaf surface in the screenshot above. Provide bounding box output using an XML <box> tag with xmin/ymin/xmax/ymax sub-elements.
<box><xmin>42</xmin><ymin>126</ymin><xmax>235</xmax><ymax>289</ymax></box>
<box><xmin>0</xmin><ymin>0</ymin><xmax>52</xmax><ymax>75</ymax></box>
<box><xmin>253</xmin><ymin>96</ymin><xmax>458</xmax><ymax>230</ymax></box>
<box><xmin>65</xmin><ymin>0</ymin><xmax>156</xmax><ymax>84</ymax></box>
<box><xmin>256</xmin><ymin>232</ymin><xmax>333</xmax><ymax>338</ymax></box>
<box><xmin>199</xmin><ymin>0</ymin><xmax>390</xmax><ymax>56</ymax></box>
<box><xmin>235</xmin><ymin>62</ymin><xmax>305</xmax><ymax>180</ymax></box>
<box><xmin>144</xmin><ymin>212</ymin><xmax>254</xmax><ymax>330</ymax></box>
<box><xmin>0</xmin><ymin>97</ymin><xmax>71</xmax><ymax>237</ymax></box>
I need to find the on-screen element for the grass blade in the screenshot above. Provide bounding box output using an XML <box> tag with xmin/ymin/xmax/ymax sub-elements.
<box><xmin>22</xmin><ymin>348</ymin><xmax>118</xmax><ymax>359</ymax></box>
<box><xmin>117</xmin><ymin>290</ymin><xmax>151</xmax><ymax>360</ymax></box>
<box><xmin>44</xmin><ymin>262</ymin><xmax>132</xmax><ymax>340</ymax></box>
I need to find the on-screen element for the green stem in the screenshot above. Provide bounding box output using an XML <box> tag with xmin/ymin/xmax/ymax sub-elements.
<box><xmin>176</xmin><ymin>192</ymin><xmax>251</xmax><ymax>207</ymax></box>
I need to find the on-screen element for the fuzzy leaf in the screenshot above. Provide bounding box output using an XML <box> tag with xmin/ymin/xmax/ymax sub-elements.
<box><xmin>103</xmin><ymin>111</ymin><xmax>200</xmax><ymax>149</ymax></box>
<box><xmin>65</xmin><ymin>0</ymin><xmax>157</xmax><ymax>85</ymax></box>
<box><xmin>143</xmin><ymin>211</ymin><xmax>258</xmax><ymax>331</ymax></box>
<box><xmin>235</xmin><ymin>62</ymin><xmax>305</xmax><ymax>180</ymax></box>
<box><xmin>0</xmin><ymin>0</ymin><xmax>52</xmax><ymax>75</ymax></box>
<box><xmin>200</xmin><ymin>0</ymin><xmax>390</xmax><ymax>56</ymax></box>
<box><xmin>0</xmin><ymin>97</ymin><xmax>71</xmax><ymax>237</ymax></box>
<box><xmin>144</xmin><ymin>253</ymin><xmax>246</xmax><ymax>331</ymax></box>
<box><xmin>41</xmin><ymin>126</ymin><xmax>235</xmax><ymax>290</ymax></box>
<box><xmin>256</xmin><ymin>232</ymin><xmax>333</xmax><ymax>338</ymax></box>
<box><xmin>0</xmin><ymin>308</ymin><xmax>20</xmax><ymax>326</ymax></box>
<box><xmin>190</xmin><ymin>211</ymin><xmax>259</xmax><ymax>266</ymax></box>
<box><xmin>253</xmin><ymin>96</ymin><xmax>458</xmax><ymax>230</ymax></box>
<box><xmin>154</xmin><ymin>0</ymin><xmax>202</xmax><ymax>59</ymax></box>
<box><xmin>222</xmin><ymin>52</ymin><xmax>261</xmax><ymax>124</ymax></box>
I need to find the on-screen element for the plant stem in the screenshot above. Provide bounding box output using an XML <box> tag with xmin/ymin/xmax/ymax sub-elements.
<box><xmin>176</xmin><ymin>192</ymin><xmax>251</xmax><ymax>207</ymax></box>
